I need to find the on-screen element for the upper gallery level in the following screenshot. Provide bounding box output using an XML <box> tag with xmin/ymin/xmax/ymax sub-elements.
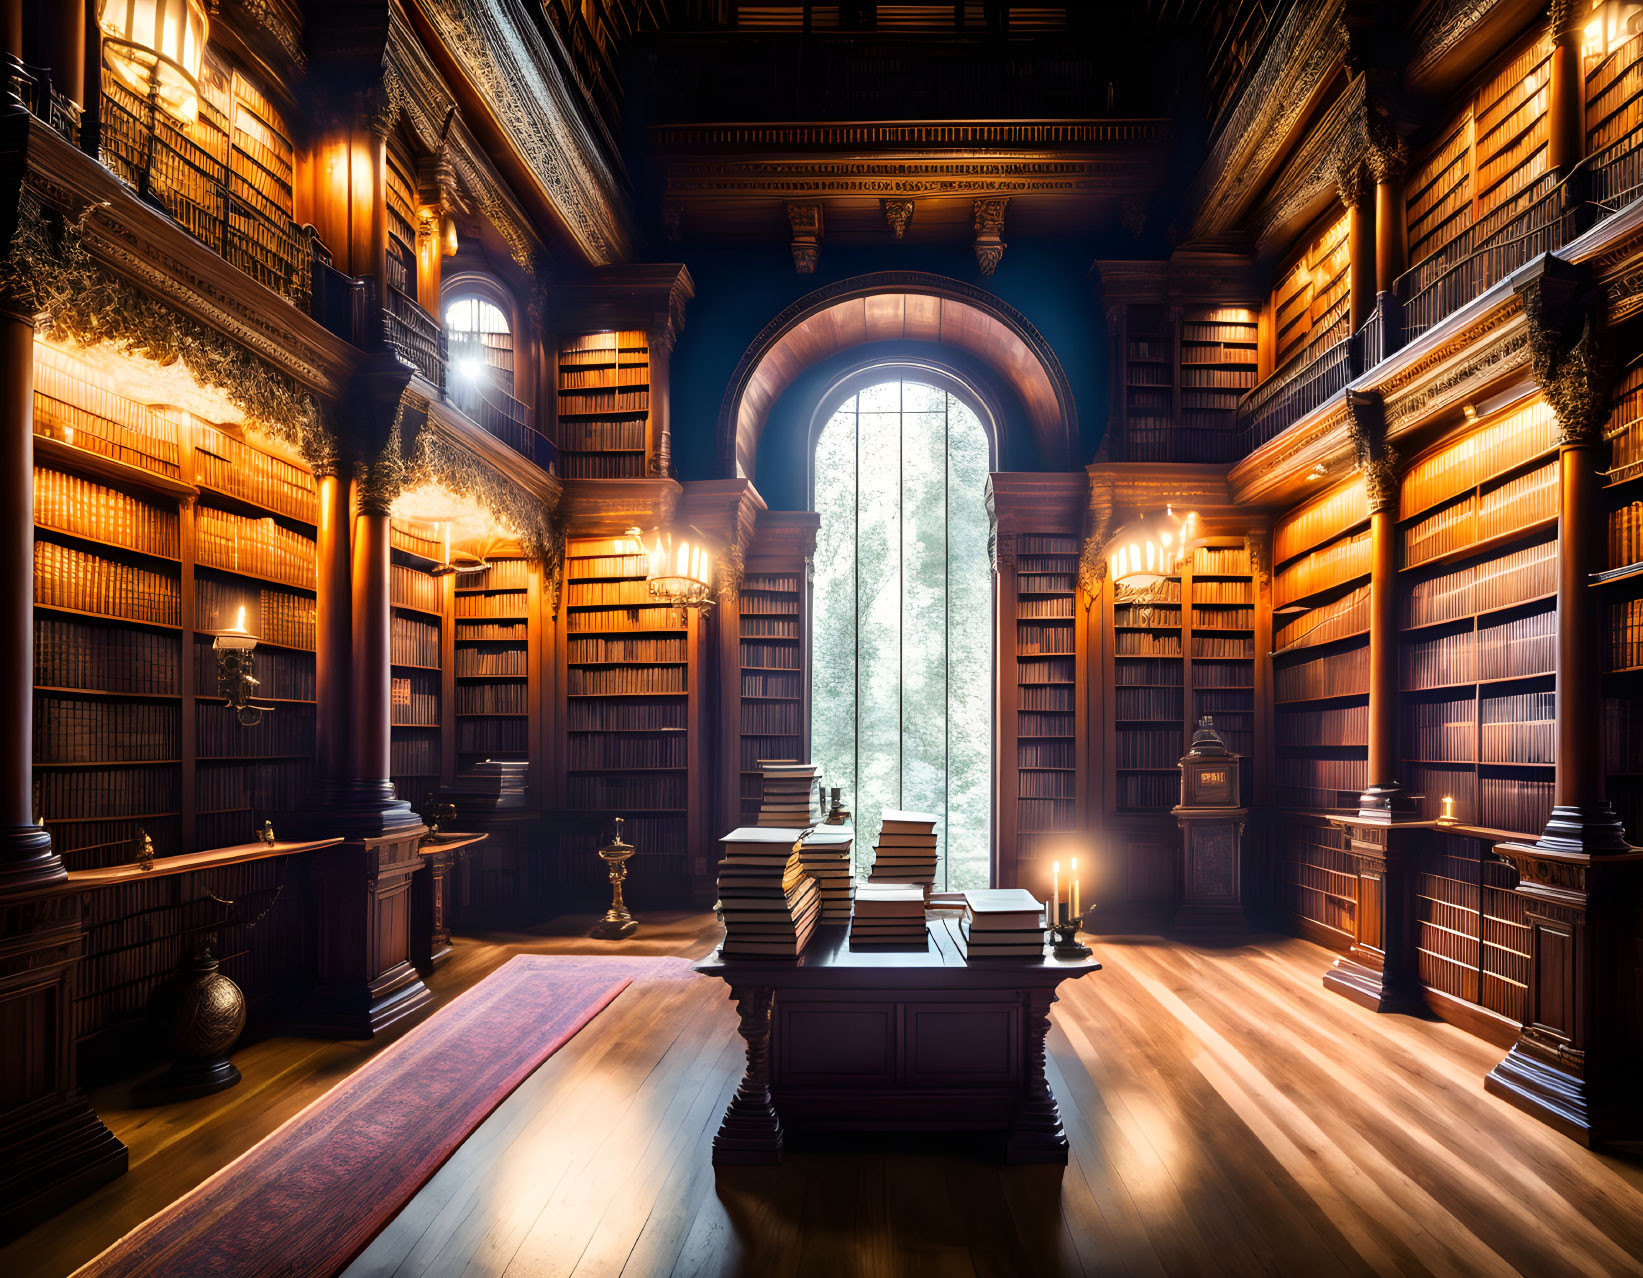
<box><xmin>1097</xmin><ymin>0</ymin><xmax>1643</xmax><ymax>471</ymax></box>
<box><xmin>3</xmin><ymin>0</ymin><xmax>689</xmax><ymax>485</ymax></box>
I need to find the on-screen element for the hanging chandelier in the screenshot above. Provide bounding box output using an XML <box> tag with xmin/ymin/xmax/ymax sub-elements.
<box><xmin>97</xmin><ymin>0</ymin><xmax>210</xmax><ymax>124</ymax></box>
<box><xmin>1106</xmin><ymin>506</ymin><xmax>1198</xmax><ymax>596</ymax></box>
<box><xmin>634</xmin><ymin>525</ymin><xmax>715</xmax><ymax>618</ymax></box>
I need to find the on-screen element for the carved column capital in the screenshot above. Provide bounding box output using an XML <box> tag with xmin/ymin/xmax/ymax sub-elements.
<box><xmin>1364</xmin><ymin>109</ymin><xmax>1409</xmax><ymax>185</ymax></box>
<box><xmin>1346</xmin><ymin>389</ymin><xmax>1399</xmax><ymax>513</ymax></box>
<box><xmin>787</xmin><ymin>202</ymin><xmax>822</xmax><ymax>275</ymax></box>
<box><xmin>1521</xmin><ymin>266</ymin><xmax>1613</xmax><ymax>448</ymax></box>
<box><xmin>1334</xmin><ymin>145</ymin><xmax>1372</xmax><ymax>210</ymax></box>
<box><xmin>1080</xmin><ymin>481</ymin><xmax>1116</xmax><ymax>595</ymax></box>
<box><xmin>1245</xmin><ymin>529</ymin><xmax>1272</xmax><ymax>591</ymax></box>
<box><xmin>973</xmin><ymin>197</ymin><xmax>1009</xmax><ymax>277</ymax></box>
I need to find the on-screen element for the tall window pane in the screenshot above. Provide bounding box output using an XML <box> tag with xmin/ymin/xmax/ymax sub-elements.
<box><xmin>812</xmin><ymin>379</ymin><xmax>993</xmax><ymax>889</ymax></box>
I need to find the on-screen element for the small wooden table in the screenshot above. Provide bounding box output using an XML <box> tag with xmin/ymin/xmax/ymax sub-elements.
<box><xmin>694</xmin><ymin>915</ymin><xmax>1100</xmax><ymax>1165</ymax></box>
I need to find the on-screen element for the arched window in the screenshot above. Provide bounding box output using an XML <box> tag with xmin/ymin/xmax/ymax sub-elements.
<box><xmin>444</xmin><ymin>296</ymin><xmax>515</xmax><ymax>394</ymax></box>
<box><xmin>811</xmin><ymin>375</ymin><xmax>994</xmax><ymax>890</ymax></box>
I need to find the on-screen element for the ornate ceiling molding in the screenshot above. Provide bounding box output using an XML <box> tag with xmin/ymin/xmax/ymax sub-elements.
<box><xmin>385</xmin><ymin>10</ymin><xmax>541</xmax><ymax>276</ymax></box>
<box><xmin>1406</xmin><ymin>0</ymin><xmax>1517</xmax><ymax>91</ymax></box>
<box><xmin>1183</xmin><ymin>0</ymin><xmax>1348</xmax><ymax>243</ymax></box>
<box><xmin>660</xmin><ymin>155</ymin><xmax>1161</xmax><ymax>202</ymax></box>
<box><xmin>412</xmin><ymin>0</ymin><xmax>632</xmax><ymax>265</ymax></box>
<box><xmin>1251</xmin><ymin>75</ymin><xmax>1367</xmax><ymax>255</ymax></box>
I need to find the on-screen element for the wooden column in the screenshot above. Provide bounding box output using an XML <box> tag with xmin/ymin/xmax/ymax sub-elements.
<box><xmin>0</xmin><ymin>309</ymin><xmax>58</xmax><ymax>894</ymax></box>
<box><xmin>41</xmin><ymin>1</ymin><xmax>85</xmax><ymax>107</ymax></box>
<box><xmin>1346</xmin><ymin>179</ymin><xmax>1376</xmax><ymax>338</ymax></box>
<box><xmin>1324</xmin><ymin>390</ymin><xmax>1424</xmax><ymax>1014</ymax></box>
<box><xmin>1486</xmin><ymin>259</ymin><xmax>1640</xmax><ymax>1144</ymax></box>
<box><xmin>1547</xmin><ymin>2</ymin><xmax>1585</xmax><ymax>177</ymax></box>
<box><xmin>1368</xmin><ymin>123</ymin><xmax>1408</xmax><ymax>365</ymax></box>
<box><xmin>313</xmin><ymin>462</ymin><xmax>353</xmax><ymax>799</ymax></box>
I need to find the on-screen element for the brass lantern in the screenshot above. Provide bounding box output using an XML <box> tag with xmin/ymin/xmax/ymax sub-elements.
<box><xmin>97</xmin><ymin>0</ymin><xmax>210</xmax><ymax>124</ymax></box>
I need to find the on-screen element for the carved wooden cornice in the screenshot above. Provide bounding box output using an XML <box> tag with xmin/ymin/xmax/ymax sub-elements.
<box><xmin>747</xmin><ymin>509</ymin><xmax>820</xmax><ymax>566</ymax></box>
<box><xmin>18</xmin><ymin>124</ymin><xmax>355</xmax><ymax>400</ymax></box>
<box><xmin>1345</xmin><ymin>390</ymin><xmax>1398</xmax><ymax>513</ymax></box>
<box><xmin>1406</xmin><ymin>0</ymin><xmax>1520</xmax><ymax>92</ymax></box>
<box><xmin>1377</xmin><ymin>300</ymin><xmax>1529</xmax><ymax>439</ymax></box>
<box><xmin>385</xmin><ymin>7</ymin><xmax>543</xmax><ymax>276</ymax></box>
<box><xmin>410</xmin><ymin>396</ymin><xmax>560</xmax><ymax>561</ymax></box>
<box><xmin>558</xmin><ymin>477</ymin><xmax>682</xmax><ymax>538</ymax></box>
<box><xmin>678</xmin><ymin>478</ymin><xmax>767</xmax><ymax>609</ymax></box>
<box><xmin>1183</xmin><ymin>0</ymin><xmax>1348</xmax><ymax>243</ymax></box>
<box><xmin>551</xmin><ymin>264</ymin><xmax>695</xmax><ymax>349</ymax></box>
<box><xmin>408</xmin><ymin>0</ymin><xmax>633</xmax><ymax>265</ymax></box>
<box><xmin>1251</xmin><ymin>74</ymin><xmax>1368</xmax><ymax>255</ymax></box>
<box><xmin>1228</xmin><ymin>397</ymin><xmax>1353</xmax><ymax>509</ymax></box>
<box><xmin>1519</xmin><ymin>259</ymin><xmax>1613</xmax><ymax>448</ymax></box>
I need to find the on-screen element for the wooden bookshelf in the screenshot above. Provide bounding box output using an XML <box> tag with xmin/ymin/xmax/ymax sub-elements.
<box><xmin>1177</xmin><ymin>307</ymin><xmax>1258</xmax><ymax>461</ymax></box>
<box><xmin>1605</xmin><ymin>364</ymin><xmax>1643</xmax><ymax>843</ymax></box>
<box><xmin>389</xmin><ymin>557</ymin><xmax>447</xmax><ymax>811</ymax></box>
<box><xmin>27</xmin><ymin>339</ymin><xmax>322</xmax><ymax>1063</ymax></box>
<box><xmin>1014</xmin><ymin>533</ymin><xmax>1081</xmax><ymax>880</ymax></box>
<box><xmin>1271</xmin><ymin>211</ymin><xmax>1350</xmax><ymax>369</ymax></box>
<box><xmin>453</xmin><ymin>558</ymin><xmax>532</xmax><ymax>779</ymax></box>
<box><xmin>1270</xmin><ymin>475</ymin><xmax>1371</xmax><ymax>945</ymax></box>
<box><xmin>738</xmin><ymin>571</ymin><xmax>805</xmax><ymax>825</ymax></box>
<box><xmin>1398</xmin><ymin>398</ymin><xmax>1559</xmax><ymax>838</ymax></box>
<box><xmin>561</xmin><ymin>536</ymin><xmax>692</xmax><ymax>900</ymax></box>
<box><xmin>1587</xmin><ymin>25</ymin><xmax>1643</xmax><ymax>157</ymax></box>
<box><xmin>556</xmin><ymin>331</ymin><xmax>653</xmax><ymax>479</ymax></box>
<box><xmin>1121</xmin><ymin>303</ymin><xmax>1174</xmax><ymax>462</ymax></box>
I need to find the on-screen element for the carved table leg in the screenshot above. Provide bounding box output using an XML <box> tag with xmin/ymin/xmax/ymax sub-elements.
<box><xmin>713</xmin><ymin>985</ymin><xmax>783</xmax><ymax>1165</ymax></box>
<box><xmin>1006</xmin><ymin>988</ymin><xmax>1069</xmax><ymax>1164</ymax></box>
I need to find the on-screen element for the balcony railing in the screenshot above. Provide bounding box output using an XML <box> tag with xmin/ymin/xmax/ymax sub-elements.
<box><xmin>384</xmin><ymin>285</ymin><xmax>447</xmax><ymax>390</ymax></box>
<box><xmin>1235</xmin><ymin>332</ymin><xmax>1354</xmax><ymax>455</ymax></box>
<box><xmin>99</xmin><ymin>69</ymin><xmax>314</xmax><ymax>313</ymax></box>
<box><xmin>1593</xmin><ymin>134</ymin><xmax>1643</xmax><ymax>219</ymax></box>
<box><xmin>7</xmin><ymin>57</ymin><xmax>80</xmax><ymax>144</ymax></box>
<box><xmin>447</xmin><ymin>373</ymin><xmax>557</xmax><ymax>472</ymax></box>
<box><xmin>1394</xmin><ymin>175</ymin><xmax>1575</xmax><ymax>345</ymax></box>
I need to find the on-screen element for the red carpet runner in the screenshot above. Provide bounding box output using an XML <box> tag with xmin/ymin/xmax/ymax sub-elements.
<box><xmin>76</xmin><ymin>954</ymin><xmax>691</xmax><ymax>1278</ymax></box>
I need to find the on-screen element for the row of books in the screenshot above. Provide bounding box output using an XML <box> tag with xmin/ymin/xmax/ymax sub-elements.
<box><xmin>568</xmin><ymin>637</ymin><xmax>683</xmax><ymax>666</ymax></box>
<box><xmin>1190</xmin><ymin>580</ymin><xmax>1253</xmax><ymax>605</ymax></box>
<box><xmin>456</xmin><ymin>718</ymin><xmax>527</xmax><ymax>753</ymax></box>
<box><xmin>557</xmin><ymin>390</ymin><xmax>649</xmax><ymax>414</ymax></box>
<box><xmin>570</xmin><ymin>608</ymin><xmax>683</xmax><ymax>632</ymax></box>
<box><xmin>1180</xmin><ymin>368</ymin><xmax>1256</xmax><ymax>389</ymax></box>
<box><xmin>1275</xmin><ymin>479</ymin><xmax>1368</xmax><ymax>564</ymax></box>
<box><xmin>197</xmin><ymin>703</ymin><xmax>314</xmax><ymax>758</ymax></box>
<box><xmin>458</xmin><ymin>561</ymin><xmax>530</xmax><ymax>591</ymax></box>
<box><xmin>1404</xmin><ymin>539</ymin><xmax>1556</xmax><ymax>628</ymax></box>
<box><xmin>1020</xmin><ymin>657</ymin><xmax>1075</xmax><ymax>684</ymax></box>
<box><xmin>1194</xmin><ymin>606</ymin><xmax>1256</xmax><ymax>628</ymax></box>
<box><xmin>1403</xmin><ymin>463</ymin><xmax>1558</xmax><ymax>568</ymax></box>
<box><xmin>390</xmin><ymin>675</ymin><xmax>439</xmax><ymax>724</ymax></box>
<box><xmin>744</xmin><ymin>673</ymin><xmax>801</xmax><ymax>698</ymax></box>
<box><xmin>568</xmin><ymin>553</ymin><xmax>649</xmax><ymax>579</ymax></box>
<box><xmin>1020</xmin><ymin>798</ymin><xmax>1077</xmax><ymax>830</ymax></box>
<box><xmin>390</xmin><ymin>737</ymin><xmax>436</xmax><ymax>774</ymax></box>
<box><xmin>568</xmin><ymin>774</ymin><xmax>686</xmax><ymax>809</ymax></box>
<box><xmin>742</xmin><ymin>703</ymin><xmax>802</xmax><ymax>734</ymax></box>
<box><xmin>567</xmin><ymin>699</ymin><xmax>686</xmax><ymax>731</ymax></box>
<box><xmin>569</xmin><ymin>738</ymin><xmax>687</xmax><ymax>770</ymax></box>
<box><xmin>559</xmin><ymin>366</ymin><xmax>649</xmax><ymax>390</ymax></box>
<box><xmin>1019</xmin><ymin>711</ymin><xmax>1074</xmax><ymax>738</ymax></box>
<box><xmin>1018</xmin><ymin>573</ymin><xmax>1074</xmax><ymax>593</ymax></box>
<box><xmin>34</xmin><ymin>467</ymin><xmax>179</xmax><ymax>558</ymax></box>
<box><xmin>559</xmin><ymin>331</ymin><xmax>648</xmax><ymax>356</ymax></box>
<box><xmin>1116</xmin><ymin>729</ymin><xmax>1184</xmax><ymax>768</ymax></box>
<box><xmin>1609</xmin><ymin>500</ymin><xmax>1643</xmax><ymax>571</ymax></box>
<box><xmin>194</xmin><ymin>641</ymin><xmax>314</xmax><ymax>701</ymax></box>
<box><xmin>37</xmin><ymin>765</ymin><xmax>181</xmax><ymax>820</ymax></box>
<box><xmin>739</xmin><ymin>642</ymin><xmax>802</xmax><ymax>668</ymax></box>
<box><xmin>194</xmin><ymin>581</ymin><xmax>315</xmax><ymax>651</ymax></box>
<box><xmin>195</xmin><ymin>508</ymin><xmax>316</xmax><ymax>588</ymax></box>
<box><xmin>717</xmin><ymin>828</ymin><xmax>821</xmax><ymax>956</ymax></box>
<box><xmin>1400</xmin><ymin>607</ymin><xmax>1557</xmax><ymax>688</ymax></box>
<box><xmin>569</xmin><ymin>666</ymin><xmax>685</xmax><ymax>695</ymax></box>
<box><xmin>1114</xmin><ymin>658</ymin><xmax>1184</xmax><ymax>687</ymax></box>
<box><xmin>1194</xmin><ymin>635</ymin><xmax>1255</xmax><ymax>657</ymax></box>
<box><xmin>454</xmin><ymin>646</ymin><xmax>525</xmax><ymax>677</ymax></box>
<box><xmin>559</xmin><ymin>420</ymin><xmax>647</xmax><ymax>451</ymax></box>
<box><xmin>35</xmin><ymin>616</ymin><xmax>179</xmax><ymax>694</ymax></box>
<box><xmin>1114</xmin><ymin>604</ymin><xmax>1179</xmax><ymax>628</ymax></box>
<box><xmin>1018</xmin><ymin>597</ymin><xmax>1074</xmax><ymax>619</ymax></box>
<box><xmin>33</xmin><ymin>695</ymin><xmax>180</xmax><ymax>762</ymax></box>
<box><xmin>1116</xmin><ymin>772</ymin><xmax>1180</xmax><ymax>809</ymax></box>
<box><xmin>455</xmin><ymin>591</ymin><xmax>528</xmax><ymax>619</ymax></box>
<box><xmin>1276</xmin><ymin>704</ymin><xmax>1369</xmax><ymax>748</ymax></box>
<box><xmin>1019</xmin><ymin>740</ymin><xmax>1075</xmax><ymax>768</ymax></box>
<box><xmin>391</xmin><ymin>565</ymin><xmax>443</xmax><ymax>613</ymax></box>
<box><xmin>1275</xmin><ymin>643</ymin><xmax>1369</xmax><ymax>702</ymax></box>
<box><xmin>560</xmin><ymin>454</ymin><xmax>647</xmax><ymax>479</ymax></box>
<box><xmin>1603</xmin><ymin>696</ymin><xmax>1643</xmax><ymax>773</ymax></box>
<box><xmin>1020</xmin><ymin>686</ymin><xmax>1073</xmax><ymax>711</ymax></box>
<box><xmin>1020</xmin><ymin>770</ymin><xmax>1075</xmax><ymax>797</ymax></box>
<box><xmin>1398</xmin><ymin>399</ymin><xmax>1556</xmax><ymax>521</ymax></box>
<box><xmin>1275</xmin><ymin>756</ymin><xmax>1369</xmax><ymax>810</ymax></box>
<box><xmin>567</xmin><ymin>581</ymin><xmax>659</xmax><ymax>607</ymax></box>
<box><xmin>457</xmin><ymin>683</ymin><xmax>528</xmax><ymax>714</ymax></box>
<box><xmin>1017</xmin><ymin>623</ymin><xmax>1075</xmax><ymax>655</ymax></box>
<box><xmin>1405</xmin><ymin>697</ymin><xmax>1478</xmax><ymax>761</ymax></box>
<box><xmin>1274</xmin><ymin>530</ymin><xmax>1371</xmax><ymax>607</ymax></box>
<box><xmin>1612</xmin><ymin>596</ymin><xmax>1643</xmax><ymax>670</ymax></box>
<box><xmin>740</xmin><ymin>617</ymin><xmax>799</xmax><ymax>638</ymax></box>
<box><xmin>1276</xmin><ymin>588</ymin><xmax>1369</xmax><ymax>652</ymax></box>
<box><xmin>458</xmin><ymin>621</ymin><xmax>527</xmax><ymax>641</ymax></box>
<box><xmin>1114</xmin><ymin>687</ymin><xmax>1182</xmax><ymax>720</ymax></box>
<box><xmin>192</xmin><ymin>424</ymin><xmax>317</xmax><ymax>524</ymax></box>
<box><xmin>35</xmin><ymin>540</ymin><xmax>181</xmax><ymax>625</ymax></box>
<box><xmin>391</xmin><ymin>616</ymin><xmax>440</xmax><ymax>667</ymax></box>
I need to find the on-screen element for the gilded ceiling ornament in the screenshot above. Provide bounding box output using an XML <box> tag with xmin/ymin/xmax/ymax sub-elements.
<box><xmin>788</xmin><ymin>202</ymin><xmax>823</xmax><ymax>275</ymax></box>
<box><xmin>973</xmin><ymin>198</ymin><xmax>1009</xmax><ymax>277</ymax></box>
<box><xmin>881</xmin><ymin>199</ymin><xmax>914</xmax><ymax>239</ymax></box>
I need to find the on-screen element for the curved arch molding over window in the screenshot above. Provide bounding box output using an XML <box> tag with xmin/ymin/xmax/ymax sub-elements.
<box><xmin>718</xmin><ymin>272</ymin><xmax>1078</xmax><ymax>482</ymax></box>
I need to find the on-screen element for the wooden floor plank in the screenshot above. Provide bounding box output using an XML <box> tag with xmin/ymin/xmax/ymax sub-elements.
<box><xmin>11</xmin><ymin>919</ymin><xmax>1643</xmax><ymax>1278</ymax></box>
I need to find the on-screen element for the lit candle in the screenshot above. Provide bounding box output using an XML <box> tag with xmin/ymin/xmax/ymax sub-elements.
<box><xmin>1071</xmin><ymin>857</ymin><xmax>1079</xmax><ymax>923</ymax></box>
<box><xmin>1051</xmin><ymin>860</ymin><xmax>1059</xmax><ymax>928</ymax></box>
<box><xmin>1442</xmin><ymin>795</ymin><xmax>1454</xmax><ymax>821</ymax></box>
<box><xmin>233</xmin><ymin>605</ymin><xmax>246</xmax><ymax>633</ymax></box>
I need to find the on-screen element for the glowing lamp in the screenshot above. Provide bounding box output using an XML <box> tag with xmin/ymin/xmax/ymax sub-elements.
<box><xmin>441</xmin><ymin>212</ymin><xmax>460</xmax><ymax>258</ymax></box>
<box><xmin>213</xmin><ymin>606</ymin><xmax>267</xmax><ymax>726</ymax></box>
<box><xmin>640</xmin><ymin>525</ymin><xmax>715</xmax><ymax>617</ymax></box>
<box><xmin>1584</xmin><ymin>1</ymin><xmax>1643</xmax><ymax>57</ymax></box>
<box><xmin>1106</xmin><ymin>507</ymin><xmax>1198</xmax><ymax>593</ymax></box>
<box><xmin>97</xmin><ymin>0</ymin><xmax>210</xmax><ymax>124</ymax></box>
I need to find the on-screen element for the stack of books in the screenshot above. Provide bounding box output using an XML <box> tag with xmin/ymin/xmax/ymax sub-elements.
<box><xmin>868</xmin><ymin>809</ymin><xmax>939</xmax><ymax>892</ymax></box>
<box><xmin>716</xmin><ymin>827</ymin><xmax>820</xmax><ymax>957</ymax></box>
<box><xmin>756</xmin><ymin>760</ymin><xmax>822</xmax><ymax>827</ymax></box>
<box><xmin>849</xmin><ymin>881</ymin><xmax>928</xmax><ymax>947</ymax></box>
<box><xmin>793</xmin><ymin>827</ymin><xmax>855</xmax><ymax>924</ymax></box>
<box><xmin>959</xmin><ymin>888</ymin><xmax>1048</xmax><ymax>959</ymax></box>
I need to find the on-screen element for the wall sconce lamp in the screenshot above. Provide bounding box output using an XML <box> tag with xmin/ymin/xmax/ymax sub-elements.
<box><xmin>1105</xmin><ymin>507</ymin><xmax>1198</xmax><ymax>596</ymax></box>
<box><xmin>97</xmin><ymin>0</ymin><xmax>210</xmax><ymax>124</ymax></box>
<box><xmin>1585</xmin><ymin>1</ymin><xmax>1643</xmax><ymax>58</ymax></box>
<box><xmin>214</xmin><ymin>606</ymin><xmax>268</xmax><ymax>727</ymax></box>
<box><xmin>428</xmin><ymin>521</ymin><xmax>489</xmax><ymax>578</ymax></box>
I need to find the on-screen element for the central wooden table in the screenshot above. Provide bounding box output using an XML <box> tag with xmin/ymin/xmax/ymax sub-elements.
<box><xmin>694</xmin><ymin>915</ymin><xmax>1100</xmax><ymax>1165</ymax></box>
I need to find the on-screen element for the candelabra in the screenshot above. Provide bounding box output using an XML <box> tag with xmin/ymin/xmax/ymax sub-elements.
<box><xmin>590</xmin><ymin>817</ymin><xmax>639</xmax><ymax>939</ymax></box>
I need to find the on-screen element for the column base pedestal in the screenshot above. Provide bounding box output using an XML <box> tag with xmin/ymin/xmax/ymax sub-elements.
<box><xmin>1484</xmin><ymin>1043</ymin><xmax>1605</xmax><ymax>1146</ymax></box>
<box><xmin>0</xmin><ymin>824</ymin><xmax>65</xmax><ymax>895</ymax></box>
<box><xmin>0</xmin><ymin>1093</ymin><xmax>127</xmax><ymax>1242</ymax></box>
<box><xmin>296</xmin><ymin>960</ymin><xmax>432</xmax><ymax>1039</ymax></box>
<box><xmin>1323</xmin><ymin>952</ymin><xmax>1424</xmax><ymax>1015</ymax></box>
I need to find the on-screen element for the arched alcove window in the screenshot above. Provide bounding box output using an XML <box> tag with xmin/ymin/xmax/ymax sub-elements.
<box><xmin>445</xmin><ymin>296</ymin><xmax>515</xmax><ymax>394</ymax></box>
<box><xmin>811</xmin><ymin>374</ymin><xmax>994</xmax><ymax>890</ymax></box>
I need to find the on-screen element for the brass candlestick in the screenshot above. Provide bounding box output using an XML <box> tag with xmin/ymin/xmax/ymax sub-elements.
<box><xmin>590</xmin><ymin>817</ymin><xmax>639</xmax><ymax>939</ymax></box>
